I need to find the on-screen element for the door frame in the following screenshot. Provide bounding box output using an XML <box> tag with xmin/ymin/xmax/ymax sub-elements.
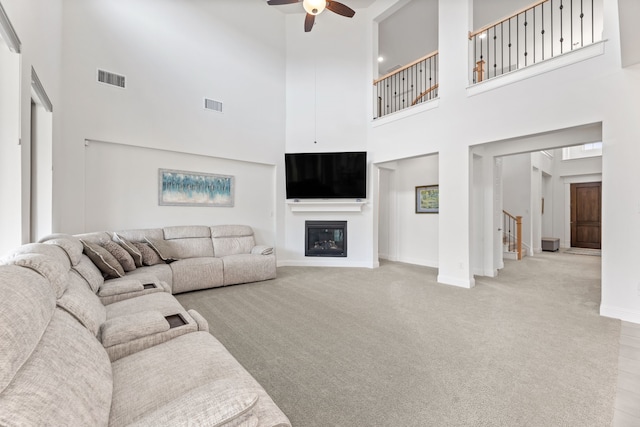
<box><xmin>563</xmin><ymin>174</ymin><xmax>602</xmax><ymax>249</ymax></box>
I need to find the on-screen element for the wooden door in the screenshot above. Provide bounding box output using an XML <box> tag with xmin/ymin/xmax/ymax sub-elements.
<box><xmin>570</xmin><ymin>182</ymin><xmax>601</xmax><ymax>249</ymax></box>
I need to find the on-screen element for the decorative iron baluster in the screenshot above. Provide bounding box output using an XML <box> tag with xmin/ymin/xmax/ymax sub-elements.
<box><xmin>571</xmin><ymin>0</ymin><xmax>573</xmax><ymax>49</ymax></box>
<box><xmin>580</xmin><ymin>0</ymin><xmax>584</xmax><ymax>47</ymax></box>
<box><xmin>524</xmin><ymin>10</ymin><xmax>528</xmax><ymax>67</ymax></box>
<box><xmin>517</xmin><ymin>14</ymin><xmax>520</xmax><ymax>69</ymax></box>
<box><xmin>560</xmin><ymin>0</ymin><xmax>564</xmax><ymax>54</ymax></box>
<box><xmin>551</xmin><ymin>0</ymin><xmax>554</xmax><ymax>57</ymax></box>
<box><xmin>540</xmin><ymin>3</ymin><xmax>544</xmax><ymax>61</ymax></box>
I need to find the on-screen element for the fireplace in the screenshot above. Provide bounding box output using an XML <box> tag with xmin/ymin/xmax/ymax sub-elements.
<box><xmin>305</xmin><ymin>221</ymin><xmax>347</xmax><ymax>257</ymax></box>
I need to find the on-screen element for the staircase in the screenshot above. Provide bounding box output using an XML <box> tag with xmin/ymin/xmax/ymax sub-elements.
<box><xmin>502</xmin><ymin>210</ymin><xmax>522</xmax><ymax>260</ymax></box>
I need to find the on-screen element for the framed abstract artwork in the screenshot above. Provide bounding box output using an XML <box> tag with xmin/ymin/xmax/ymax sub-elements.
<box><xmin>158</xmin><ymin>169</ymin><xmax>234</xmax><ymax>207</ymax></box>
<box><xmin>415</xmin><ymin>185</ymin><xmax>439</xmax><ymax>214</ymax></box>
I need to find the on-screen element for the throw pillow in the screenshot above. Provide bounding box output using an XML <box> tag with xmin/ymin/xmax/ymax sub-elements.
<box><xmin>132</xmin><ymin>242</ymin><xmax>165</xmax><ymax>266</ymax></box>
<box><xmin>112</xmin><ymin>233</ymin><xmax>144</xmax><ymax>268</ymax></box>
<box><xmin>144</xmin><ymin>237</ymin><xmax>179</xmax><ymax>262</ymax></box>
<box><xmin>100</xmin><ymin>240</ymin><xmax>136</xmax><ymax>272</ymax></box>
<box><xmin>81</xmin><ymin>240</ymin><xmax>125</xmax><ymax>279</ymax></box>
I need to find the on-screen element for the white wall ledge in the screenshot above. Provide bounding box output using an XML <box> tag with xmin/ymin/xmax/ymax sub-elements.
<box><xmin>467</xmin><ymin>41</ymin><xmax>607</xmax><ymax>97</ymax></box>
<box><xmin>286</xmin><ymin>200</ymin><xmax>366</xmax><ymax>212</ymax></box>
<box><xmin>371</xmin><ymin>98</ymin><xmax>440</xmax><ymax>128</ymax></box>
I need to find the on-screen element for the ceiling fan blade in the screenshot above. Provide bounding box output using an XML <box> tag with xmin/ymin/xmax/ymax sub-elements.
<box><xmin>267</xmin><ymin>0</ymin><xmax>301</xmax><ymax>5</ymax></box>
<box><xmin>326</xmin><ymin>1</ymin><xmax>355</xmax><ymax>18</ymax></box>
<box><xmin>304</xmin><ymin>13</ymin><xmax>315</xmax><ymax>32</ymax></box>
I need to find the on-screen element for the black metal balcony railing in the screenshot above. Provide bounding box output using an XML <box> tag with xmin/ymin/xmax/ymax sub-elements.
<box><xmin>469</xmin><ymin>0</ymin><xmax>600</xmax><ymax>83</ymax></box>
<box><xmin>373</xmin><ymin>50</ymin><xmax>439</xmax><ymax>119</ymax></box>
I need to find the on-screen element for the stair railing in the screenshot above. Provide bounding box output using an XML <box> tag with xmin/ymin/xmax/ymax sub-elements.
<box><xmin>373</xmin><ymin>50</ymin><xmax>439</xmax><ymax>119</ymax></box>
<box><xmin>469</xmin><ymin>0</ymin><xmax>600</xmax><ymax>83</ymax></box>
<box><xmin>503</xmin><ymin>210</ymin><xmax>523</xmax><ymax>260</ymax></box>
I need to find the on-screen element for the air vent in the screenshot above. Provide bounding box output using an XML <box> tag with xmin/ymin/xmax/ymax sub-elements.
<box><xmin>385</xmin><ymin>65</ymin><xmax>402</xmax><ymax>74</ymax></box>
<box><xmin>204</xmin><ymin>98</ymin><xmax>223</xmax><ymax>113</ymax></box>
<box><xmin>97</xmin><ymin>69</ymin><xmax>126</xmax><ymax>88</ymax></box>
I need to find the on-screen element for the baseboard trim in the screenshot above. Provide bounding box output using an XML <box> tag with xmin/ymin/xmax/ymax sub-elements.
<box><xmin>437</xmin><ymin>274</ymin><xmax>476</xmax><ymax>289</ymax></box>
<box><xmin>277</xmin><ymin>259</ymin><xmax>376</xmax><ymax>268</ymax></box>
<box><xmin>600</xmin><ymin>305</ymin><xmax>640</xmax><ymax>324</ymax></box>
<box><xmin>397</xmin><ymin>257</ymin><xmax>438</xmax><ymax>269</ymax></box>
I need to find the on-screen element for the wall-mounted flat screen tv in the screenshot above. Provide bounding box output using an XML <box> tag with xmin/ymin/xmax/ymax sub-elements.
<box><xmin>285</xmin><ymin>151</ymin><xmax>367</xmax><ymax>199</ymax></box>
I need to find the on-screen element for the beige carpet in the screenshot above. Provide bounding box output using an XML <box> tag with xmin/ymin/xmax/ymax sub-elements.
<box><xmin>564</xmin><ymin>247</ymin><xmax>602</xmax><ymax>256</ymax></box>
<box><xmin>176</xmin><ymin>252</ymin><xmax>620</xmax><ymax>426</ymax></box>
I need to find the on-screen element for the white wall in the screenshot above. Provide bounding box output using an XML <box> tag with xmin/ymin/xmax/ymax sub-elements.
<box><xmin>59</xmin><ymin>0</ymin><xmax>287</xmax><ymax>240</ymax></box>
<box><xmin>473</xmin><ymin>0</ymin><xmax>534</xmax><ymax>28</ymax></box>
<box><xmin>281</xmin><ymin>9</ymin><xmax>373</xmax><ymax>266</ymax></box>
<box><xmin>83</xmin><ymin>140</ymin><xmax>276</xmax><ymax>245</ymax></box>
<box><xmin>378</xmin><ymin>155</ymin><xmax>439</xmax><ymax>267</ymax></box>
<box><xmin>502</xmin><ymin>153</ymin><xmax>532</xmax><ymax>253</ymax></box>
<box><xmin>378</xmin><ymin>0</ymin><xmax>438</xmax><ymax>76</ymax></box>
<box><xmin>0</xmin><ymin>37</ymin><xmax>21</xmax><ymax>255</ymax></box>
<box><xmin>0</xmin><ymin>0</ymin><xmax>62</xmax><ymax>253</ymax></box>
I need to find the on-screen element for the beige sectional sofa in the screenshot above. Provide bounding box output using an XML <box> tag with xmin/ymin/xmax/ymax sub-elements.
<box><xmin>0</xmin><ymin>225</ymin><xmax>290</xmax><ymax>426</ymax></box>
<box><xmin>75</xmin><ymin>225</ymin><xmax>277</xmax><ymax>301</ymax></box>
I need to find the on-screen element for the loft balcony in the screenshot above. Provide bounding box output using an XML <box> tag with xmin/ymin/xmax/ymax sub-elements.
<box><xmin>373</xmin><ymin>50</ymin><xmax>439</xmax><ymax>119</ymax></box>
<box><xmin>470</xmin><ymin>0</ymin><xmax>603</xmax><ymax>83</ymax></box>
<box><xmin>373</xmin><ymin>0</ymin><xmax>602</xmax><ymax>119</ymax></box>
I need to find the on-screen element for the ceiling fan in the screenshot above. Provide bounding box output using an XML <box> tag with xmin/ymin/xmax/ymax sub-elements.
<box><xmin>267</xmin><ymin>0</ymin><xmax>356</xmax><ymax>32</ymax></box>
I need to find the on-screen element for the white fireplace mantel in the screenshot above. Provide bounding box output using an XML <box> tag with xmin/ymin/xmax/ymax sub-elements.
<box><xmin>286</xmin><ymin>200</ymin><xmax>366</xmax><ymax>212</ymax></box>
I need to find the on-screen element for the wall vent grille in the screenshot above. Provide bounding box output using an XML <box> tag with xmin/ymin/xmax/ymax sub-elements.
<box><xmin>97</xmin><ymin>69</ymin><xmax>126</xmax><ymax>88</ymax></box>
<box><xmin>204</xmin><ymin>98</ymin><xmax>223</xmax><ymax>113</ymax></box>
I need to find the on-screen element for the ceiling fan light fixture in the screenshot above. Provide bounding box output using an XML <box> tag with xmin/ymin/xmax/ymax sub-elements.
<box><xmin>303</xmin><ymin>0</ymin><xmax>326</xmax><ymax>15</ymax></box>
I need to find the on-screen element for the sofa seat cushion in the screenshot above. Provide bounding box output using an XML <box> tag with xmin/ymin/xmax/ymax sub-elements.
<box><xmin>221</xmin><ymin>254</ymin><xmax>276</xmax><ymax>286</ymax></box>
<box><xmin>169</xmin><ymin>257</ymin><xmax>223</xmax><ymax>294</ymax></box>
<box><xmin>102</xmin><ymin>292</ymin><xmax>204</xmax><ymax>361</ymax></box>
<box><xmin>98</xmin><ymin>272</ymin><xmax>170</xmax><ymax>305</ymax></box>
<box><xmin>106</xmin><ymin>291</ymin><xmax>189</xmax><ymax>319</ymax></box>
<box><xmin>109</xmin><ymin>332</ymin><xmax>291</xmax><ymax>427</ymax></box>
<box><xmin>129</xmin><ymin>380</ymin><xmax>259</xmax><ymax>427</ymax></box>
<box><xmin>0</xmin><ymin>308</ymin><xmax>112</xmax><ymax>427</ymax></box>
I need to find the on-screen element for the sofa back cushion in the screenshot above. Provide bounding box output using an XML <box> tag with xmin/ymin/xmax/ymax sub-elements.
<box><xmin>0</xmin><ymin>265</ymin><xmax>56</xmax><ymax>394</ymax></box>
<box><xmin>163</xmin><ymin>226</ymin><xmax>214</xmax><ymax>259</ymax></box>
<box><xmin>2</xmin><ymin>243</ymin><xmax>71</xmax><ymax>273</ymax></box>
<box><xmin>57</xmin><ymin>270</ymin><xmax>107</xmax><ymax>336</ymax></box>
<box><xmin>73</xmin><ymin>254</ymin><xmax>105</xmax><ymax>293</ymax></box>
<box><xmin>113</xmin><ymin>228</ymin><xmax>164</xmax><ymax>242</ymax></box>
<box><xmin>210</xmin><ymin>225</ymin><xmax>256</xmax><ymax>257</ymax></box>
<box><xmin>3</xmin><ymin>253</ymin><xmax>69</xmax><ymax>298</ymax></box>
<box><xmin>40</xmin><ymin>236</ymin><xmax>84</xmax><ymax>266</ymax></box>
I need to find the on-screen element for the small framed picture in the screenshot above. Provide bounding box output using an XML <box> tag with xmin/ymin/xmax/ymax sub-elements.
<box><xmin>415</xmin><ymin>185</ymin><xmax>439</xmax><ymax>214</ymax></box>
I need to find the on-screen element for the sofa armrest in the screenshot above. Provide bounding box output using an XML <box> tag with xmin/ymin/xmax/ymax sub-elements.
<box><xmin>187</xmin><ymin>309</ymin><xmax>209</xmax><ymax>332</ymax></box>
<box><xmin>251</xmin><ymin>245</ymin><xmax>273</xmax><ymax>256</ymax></box>
<box><xmin>128</xmin><ymin>380</ymin><xmax>259</xmax><ymax>427</ymax></box>
<box><xmin>100</xmin><ymin>311</ymin><xmax>169</xmax><ymax>347</ymax></box>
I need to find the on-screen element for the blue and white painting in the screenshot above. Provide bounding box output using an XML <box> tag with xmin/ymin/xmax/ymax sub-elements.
<box><xmin>159</xmin><ymin>169</ymin><xmax>234</xmax><ymax>207</ymax></box>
